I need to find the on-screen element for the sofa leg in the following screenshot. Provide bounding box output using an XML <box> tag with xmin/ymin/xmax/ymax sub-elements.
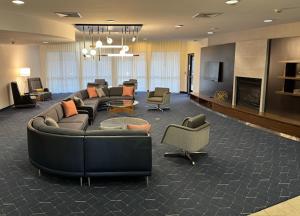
<box><xmin>164</xmin><ymin>151</ymin><xmax>207</xmax><ymax>165</ymax></box>
<box><xmin>80</xmin><ymin>177</ymin><xmax>83</xmax><ymax>187</ymax></box>
<box><xmin>145</xmin><ymin>176</ymin><xmax>149</xmax><ymax>186</ymax></box>
<box><xmin>88</xmin><ymin>177</ymin><xmax>91</xmax><ymax>187</ymax></box>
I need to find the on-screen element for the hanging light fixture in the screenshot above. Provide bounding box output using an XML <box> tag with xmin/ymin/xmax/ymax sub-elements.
<box><xmin>106</xmin><ymin>26</ymin><xmax>113</xmax><ymax>44</ymax></box>
<box><xmin>77</xmin><ymin>24</ymin><xmax>142</xmax><ymax>58</ymax></box>
<box><xmin>81</xmin><ymin>26</ymin><xmax>88</xmax><ymax>55</ymax></box>
<box><xmin>95</xmin><ymin>26</ymin><xmax>103</xmax><ymax>48</ymax></box>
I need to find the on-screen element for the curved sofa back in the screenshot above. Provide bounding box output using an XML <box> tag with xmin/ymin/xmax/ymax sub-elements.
<box><xmin>27</xmin><ymin>103</ymin><xmax>152</xmax><ymax>178</ymax></box>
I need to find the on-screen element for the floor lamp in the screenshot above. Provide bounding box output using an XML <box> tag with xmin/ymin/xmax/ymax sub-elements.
<box><xmin>19</xmin><ymin>67</ymin><xmax>31</xmax><ymax>94</ymax></box>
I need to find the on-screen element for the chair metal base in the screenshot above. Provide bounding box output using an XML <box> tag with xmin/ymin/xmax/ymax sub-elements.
<box><xmin>164</xmin><ymin>151</ymin><xmax>207</xmax><ymax>165</ymax></box>
<box><xmin>147</xmin><ymin>104</ymin><xmax>170</xmax><ymax>112</ymax></box>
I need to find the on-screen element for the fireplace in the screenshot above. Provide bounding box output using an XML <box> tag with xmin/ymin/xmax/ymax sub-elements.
<box><xmin>236</xmin><ymin>77</ymin><xmax>261</xmax><ymax>110</ymax></box>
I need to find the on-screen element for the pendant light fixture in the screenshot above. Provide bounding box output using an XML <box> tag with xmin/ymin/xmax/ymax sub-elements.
<box><xmin>95</xmin><ymin>26</ymin><xmax>103</xmax><ymax>48</ymax></box>
<box><xmin>107</xmin><ymin>27</ymin><xmax>113</xmax><ymax>44</ymax></box>
<box><xmin>81</xmin><ymin>26</ymin><xmax>88</xmax><ymax>55</ymax></box>
<box><xmin>77</xmin><ymin>24</ymin><xmax>142</xmax><ymax>59</ymax></box>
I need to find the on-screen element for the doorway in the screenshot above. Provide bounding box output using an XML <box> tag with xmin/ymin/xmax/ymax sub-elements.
<box><xmin>187</xmin><ymin>53</ymin><xmax>195</xmax><ymax>94</ymax></box>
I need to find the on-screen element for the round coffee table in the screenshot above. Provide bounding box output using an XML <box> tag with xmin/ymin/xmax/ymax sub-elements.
<box><xmin>100</xmin><ymin>117</ymin><xmax>149</xmax><ymax>130</ymax></box>
<box><xmin>107</xmin><ymin>100</ymin><xmax>139</xmax><ymax>114</ymax></box>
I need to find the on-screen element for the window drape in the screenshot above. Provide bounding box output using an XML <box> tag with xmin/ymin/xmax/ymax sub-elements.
<box><xmin>41</xmin><ymin>41</ymin><xmax>184</xmax><ymax>93</ymax></box>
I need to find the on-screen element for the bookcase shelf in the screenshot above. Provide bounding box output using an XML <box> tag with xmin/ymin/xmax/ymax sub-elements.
<box><xmin>277</xmin><ymin>62</ymin><xmax>300</xmax><ymax>95</ymax></box>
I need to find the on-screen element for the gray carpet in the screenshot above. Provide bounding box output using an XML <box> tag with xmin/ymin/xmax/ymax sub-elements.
<box><xmin>0</xmin><ymin>93</ymin><xmax>299</xmax><ymax>216</ymax></box>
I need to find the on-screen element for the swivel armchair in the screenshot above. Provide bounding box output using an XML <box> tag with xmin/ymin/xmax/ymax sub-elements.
<box><xmin>11</xmin><ymin>82</ymin><xmax>37</xmax><ymax>108</ymax></box>
<box><xmin>146</xmin><ymin>87</ymin><xmax>170</xmax><ymax>111</ymax></box>
<box><xmin>28</xmin><ymin>77</ymin><xmax>52</xmax><ymax>101</ymax></box>
<box><xmin>123</xmin><ymin>79</ymin><xmax>138</xmax><ymax>90</ymax></box>
<box><xmin>161</xmin><ymin>114</ymin><xmax>210</xmax><ymax>165</ymax></box>
<box><xmin>95</xmin><ymin>79</ymin><xmax>108</xmax><ymax>88</ymax></box>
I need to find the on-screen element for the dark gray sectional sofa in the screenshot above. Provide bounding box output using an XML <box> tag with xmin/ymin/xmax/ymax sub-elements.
<box><xmin>27</xmin><ymin>87</ymin><xmax>151</xmax><ymax>186</ymax></box>
<box><xmin>69</xmin><ymin>86</ymin><xmax>134</xmax><ymax>123</ymax></box>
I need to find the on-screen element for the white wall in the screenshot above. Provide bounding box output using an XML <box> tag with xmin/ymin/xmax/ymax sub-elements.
<box><xmin>183</xmin><ymin>39</ymin><xmax>208</xmax><ymax>93</ymax></box>
<box><xmin>0</xmin><ymin>44</ymin><xmax>41</xmax><ymax>109</ymax></box>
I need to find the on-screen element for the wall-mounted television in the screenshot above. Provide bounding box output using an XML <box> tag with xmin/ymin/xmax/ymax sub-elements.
<box><xmin>204</xmin><ymin>61</ymin><xmax>223</xmax><ymax>82</ymax></box>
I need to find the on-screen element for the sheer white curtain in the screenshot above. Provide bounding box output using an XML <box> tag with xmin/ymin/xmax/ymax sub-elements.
<box><xmin>149</xmin><ymin>42</ymin><xmax>181</xmax><ymax>92</ymax></box>
<box><xmin>45</xmin><ymin>44</ymin><xmax>80</xmax><ymax>93</ymax></box>
<box><xmin>42</xmin><ymin>41</ymin><xmax>184</xmax><ymax>93</ymax></box>
<box><xmin>115</xmin><ymin>52</ymin><xmax>147</xmax><ymax>91</ymax></box>
<box><xmin>82</xmin><ymin>57</ymin><xmax>112</xmax><ymax>87</ymax></box>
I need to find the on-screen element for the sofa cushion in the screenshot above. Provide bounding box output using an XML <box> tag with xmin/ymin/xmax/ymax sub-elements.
<box><xmin>62</xmin><ymin>100</ymin><xmax>78</xmax><ymax>117</ymax></box>
<box><xmin>59</xmin><ymin>114</ymin><xmax>88</xmax><ymax>124</ymax></box>
<box><xmin>186</xmin><ymin>114</ymin><xmax>206</xmax><ymax>129</ymax></box>
<box><xmin>79</xmin><ymin>90</ymin><xmax>89</xmax><ymax>99</ymax></box>
<box><xmin>83</xmin><ymin>98</ymin><xmax>100</xmax><ymax>106</ymax></box>
<box><xmin>109</xmin><ymin>87</ymin><xmax>123</xmax><ymax>96</ymax></box>
<box><xmin>42</xmin><ymin>107</ymin><xmax>59</xmax><ymax>122</ymax></box>
<box><xmin>147</xmin><ymin>97</ymin><xmax>163</xmax><ymax>102</ymax></box>
<box><xmin>154</xmin><ymin>88</ymin><xmax>169</xmax><ymax>97</ymax></box>
<box><xmin>31</xmin><ymin>117</ymin><xmax>84</xmax><ymax>136</ymax></box>
<box><xmin>73</xmin><ymin>96</ymin><xmax>84</xmax><ymax>107</ymax></box>
<box><xmin>87</xmin><ymin>87</ymin><xmax>98</xmax><ymax>98</ymax></box>
<box><xmin>58</xmin><ymin>122</ymin><xmax>86</xmax><ymax>130</ymax></box>
<box><xmin>98</xmin><ymin>97</ymin><xmax>111</xmax><ymax>103</ymax></box>
<box><xmin>122</xmin><ymin>86</ymin><xmax>134</xmax><ymax>96</ymax></box>
<box><xmin>45</xmin><ymin>117</ymin><xmax>59</xmax><ymax>128</ymax></box>
<box><xmin>96</xmin><ymin>88</ymin><xmax>106</xmax><ymax>97</ymax></box>
<box><xmin>53</xmin><ymin>103</ymin><xmax>64</xmax><ymax>120</ymax></box>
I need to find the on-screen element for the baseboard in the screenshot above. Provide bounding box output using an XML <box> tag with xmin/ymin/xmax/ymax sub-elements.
<box><xmin>180</xmin><ymin>91</ymin><xmax>188</xmax><ymax>94</ymax></box>
<box><xmin>0</xmin><ymin>105</ymin><xmax>13</xmax><ymax>111</ymax></box>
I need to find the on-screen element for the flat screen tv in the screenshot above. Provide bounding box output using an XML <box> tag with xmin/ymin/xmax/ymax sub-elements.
<box><xmin>204</xmin><ymin>61</ymin><xmax>222</xmax><ymax>82</ymax></box>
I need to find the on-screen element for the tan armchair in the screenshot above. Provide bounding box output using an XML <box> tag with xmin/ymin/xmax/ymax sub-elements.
<box><xmin>161</xmin><ymin>114</ymin><xmax>210</xmax><ymax>165</ymax></box>
<box><xmin>146</xmin><ymin>87</ymin><xmax>170</xmax><ymax>111</ymax></box>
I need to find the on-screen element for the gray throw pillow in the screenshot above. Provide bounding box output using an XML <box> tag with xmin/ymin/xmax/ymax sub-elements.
<box><xmin>45</xmin><ymin>117</ymin><xmax>59</xmax><ymax>128</ymax></box>
<box><xmin>96</xmin><ymin>88</ymin><xmax>106</xmax><ymax>97</ymax></box>
<box><xmin>186</xmin><ymin>114</ymin><xmax>206</xmax><ymax>128</ymax></box>
<box><xmin>73</xmin><ymin>96</ymin><xmax>84</xmax><ymax>107</ymax></box>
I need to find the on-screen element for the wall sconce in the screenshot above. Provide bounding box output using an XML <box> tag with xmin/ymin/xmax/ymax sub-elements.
<box><xmin>19</xmin><ymin>67</ymin><xmax>31</xmax><ymax>77</ymax></box>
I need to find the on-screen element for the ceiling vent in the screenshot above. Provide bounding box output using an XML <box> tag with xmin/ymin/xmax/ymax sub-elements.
<box><xmin>55</xmin><ymin>12</ymin><xmax>82</xmax><ymax>18</ymax></box>
<box><xmin>192</xmin><ymin>12</ymin><xmax>223</xmax><ymax>19</ymax></box>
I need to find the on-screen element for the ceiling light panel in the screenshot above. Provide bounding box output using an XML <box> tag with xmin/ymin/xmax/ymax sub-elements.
<box><xmin>225</xmin><ymin>0</ymin><xmax>240</xmax><ymax>5</ymax></box>
<box><xmin>12</xmin><ymin>0</ymin><xmax>25</xmax><ymax>5</ymax></box>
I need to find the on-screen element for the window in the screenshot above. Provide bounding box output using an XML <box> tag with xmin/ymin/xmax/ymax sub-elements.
<box><xmin>82</xmin><ymin>57</ymin><xmax>112</xmax><ymax>87</ymax></box>
<box><xmin>150</xmin><ymin>51</ymin><xmax>180</xmax><ymax>92</ymax></box>
<box><xmin>46</xmin><ymin>51</ymin><xmax>80</xmax><ymax>93</ymax></box>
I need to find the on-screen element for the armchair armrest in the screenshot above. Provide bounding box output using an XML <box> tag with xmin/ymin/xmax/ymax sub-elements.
<box><xmin>161</xmin><ymin>123</ymin><xmax>210</xmax><ymax>152</ymax></box>
<box><xmin>147</xmin><ymin>91</ymin><xmax>155</xmax><ymax>98</ymax></box>
<box><xmin>162</xmin><ymin>92</ymin><xmax>171</xmax><ymax>105</ymax></box>
<box><xmin>77</xmin><ymin>110</ymin><xmax>89</xmax><ymax>115</ymax></box>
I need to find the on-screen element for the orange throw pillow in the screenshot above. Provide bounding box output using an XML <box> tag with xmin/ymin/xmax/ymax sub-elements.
<box><xmin>127</xmin><ymin>123</ymin><xmax>151</xmax><ymax>133</ymax></box>
<box><xmin>122</xmin><ymin>86</ymin><xmax>134</xmax><ymax>96</ymax></box>
<box><xmin>62</xmin><ymin>100</ymin><xmax>78</xmax><ymax>117</ymax></box>
<box><xmin>87</xmin><ymin>87</ymin><xmax>98</xmax><ymax>98</ymax></box>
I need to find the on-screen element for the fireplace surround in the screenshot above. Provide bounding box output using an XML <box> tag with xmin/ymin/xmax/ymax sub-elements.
<box><xmin>236</xmin><ymin>77</ymin><xmax>261</xmax><ymax>110</ymax></box>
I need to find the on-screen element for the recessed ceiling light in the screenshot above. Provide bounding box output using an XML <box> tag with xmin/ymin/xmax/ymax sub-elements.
<box><xmin>42</xmin><ymin>41</ymin><xmax>49</xmax><ymax>44</ymax></box>
<box><xmin>106</xmin><ymin>20</ymin><xmax>116</xmax><ymax>23</ymax></box>
<box><xmin>207</xmin><ymin>31</ymin><xmax>214</xmax><ymax>35</ymax></box>
<box><xmin>175</xmin><ymin>24</ymin><xmax>184</xmax><ymax>28</ymax></box>
<box><xmin>225</xmin><ymin>0</ymin><xmax>240</xmax><ymax>5</ymax></box>
<box><xmin>264</xmin><ymin>19</ymin><xmax>273</xmax><ymax>23</ymax></box>
<box><xmin>12</xmin><ymin>0</ymin><xmax>25</xmax><ymax>5</ymax></box>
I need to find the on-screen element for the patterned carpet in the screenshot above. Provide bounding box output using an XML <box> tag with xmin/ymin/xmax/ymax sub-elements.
<box><xmin>0</xmin><ymin>93</ymin><xmax>299</xmax><ymax>216</ymax></box>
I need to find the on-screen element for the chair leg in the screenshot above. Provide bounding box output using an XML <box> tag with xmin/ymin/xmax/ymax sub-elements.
<box><xmin>145</xmin><ymin>176</ymin><xmax>149</xmax><ymax>186</ymax></box>
<box><xmin>148</xmin><ymin>104</ymin><xmax>170</xmax><ymax>112</ymax></box>
<box><xmin>164</xmin><ymin>151</ymin><xmax>207</xmax><ymax>165</ymax></box>
<box><xmin>88</xmin><ymin>177</ymin><xmax>91</xmax><ymax>187</ymax></box>
<box><xmin>38</xmin><ymin>169</ymin><xmax>41</xmax><ymax>177</ymax></box>
<box><xmin>80</xmin><ymin>177</ymin><xmax>83</xmax><ymax>187</ymax></box>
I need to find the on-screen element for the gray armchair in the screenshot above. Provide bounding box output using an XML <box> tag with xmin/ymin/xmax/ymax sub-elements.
<box><xmin>146</xmin><ymin>87</ymin><xmax>170</xmax><ymax>111</ymax></box>
<box><xmin>161</xmin><ymin>114</ymin><xmax>210</xmax><ymax>165</ymax></box>
<box><xmin>95</xmin><ymin>79</ymin><xmax>108</xmax><ymax>88</ymax></box>
<box><xmin>123</xmin><ymin>79</ymin><xmax>138</xmax><ymax>90</ymax></box>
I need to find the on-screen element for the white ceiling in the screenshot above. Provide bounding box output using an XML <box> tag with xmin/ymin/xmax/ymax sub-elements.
<box><xmin>1</xmin><ymin>0</ymin><xmax>300</xmax><ymax>42</ymax></box>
